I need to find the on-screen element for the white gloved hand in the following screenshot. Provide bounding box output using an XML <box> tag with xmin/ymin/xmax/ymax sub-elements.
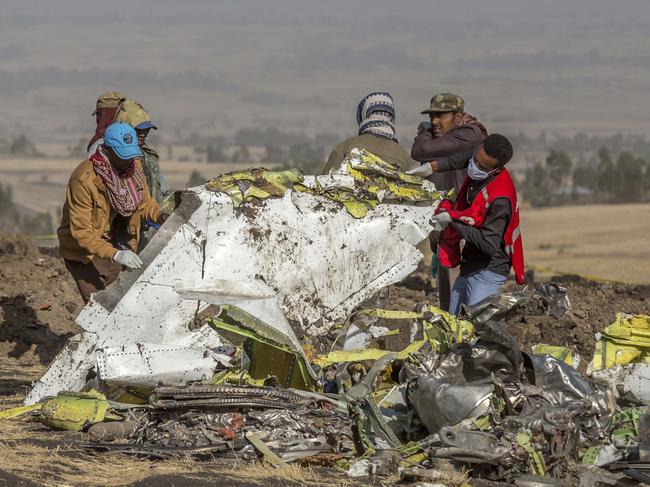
<box><xmin>113</xmin><ymin>250</ymin><xmax>143</xmax><ymax>269</ymax></box>
<box><xmin>406</xmin><ymin>163</ymin><xmax>434</xmax><ymax>178</ymax></box>
<box><xmin>429</xmin><ymin>211</ymin><xmax>452</xmax><ymax>231</ymax></box>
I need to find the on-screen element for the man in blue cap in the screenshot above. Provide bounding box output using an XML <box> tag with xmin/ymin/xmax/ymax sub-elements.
<box><xmin>58</xmin><ymin>122</ymin><xmax>163</xmax><ymax>303</ymax></box>
<box><xmin>115</xmin><ymin>100</ymin><xmax>169</xmax><ymax>206</ymax></box>
<box><xmin>115</xmin><ymin>100</ymin><xmax>170</xmax><ymax>250</ymax></box>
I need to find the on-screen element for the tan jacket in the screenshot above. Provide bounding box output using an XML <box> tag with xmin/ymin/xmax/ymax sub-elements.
<box><xmin>322</xmin><ymin>134</ymin><xmax>413</xmax><ymax>174</ymax></box>
<box><xmin>58</xmin><ymin>158</ymin><xmax>162</xmax><ymax>262</ymax></box>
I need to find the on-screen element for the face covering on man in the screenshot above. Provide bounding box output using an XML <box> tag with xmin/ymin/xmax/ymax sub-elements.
<box><xmin>467</xmin><ymin>157</ymin><xmax>496</xmax><ymax>181</ymax></box>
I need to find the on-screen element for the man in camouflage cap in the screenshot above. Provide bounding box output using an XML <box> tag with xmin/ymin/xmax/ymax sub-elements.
<box><xmin>115</xmin><ymin>99</ymin><xmax>170</xmax><ymax>250</ymax></box>
<box><xmin>422</xmin><ymin>92</ymin><xmax>465</xmax><ymax>116</ymax></box>
<box><xmin>407</xmin><ymin>92</ymin><xmax>488</xmax><ymax>311</ymax></box>
<box><xmin>87</xmin><ymin>91</ymin><xmax>127</xmax><ymax>155</ymax></box>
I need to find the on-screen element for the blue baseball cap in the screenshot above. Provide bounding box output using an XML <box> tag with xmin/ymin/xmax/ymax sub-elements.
<box><xmin>135</xmin><ymin>120</ymin><xmax>157</xmax><ymax>130</ymax></box>
<box><xmin>103</xmin><ymin>122</ymin><xmax>142</xmax><ymax>160</ymax></box>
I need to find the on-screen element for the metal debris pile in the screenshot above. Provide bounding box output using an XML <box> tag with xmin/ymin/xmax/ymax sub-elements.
<box><xmin>84</xmin><ymin>385</ymin><xmax>353</xmax><ymax>464</ymax></box>
<box><xmin>206</xmin><ymin>148</ymin><xmax>446</xmax><ymax>218</ymax></box>
<box><xmin>4</xmin><ymin>302</ymin><xmax>649</xmax><ymax>485</ymax></box>
<box><xmin>2</xmin><ymin>151</ymin><xmax>649</xmax><ymax>485</ymax></box>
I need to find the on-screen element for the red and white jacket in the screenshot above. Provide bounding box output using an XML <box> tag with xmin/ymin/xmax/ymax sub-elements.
<box><xmin>437</xmin><ymin>168</ymin><xmax>525</xmax><ymax>285</ymax></box>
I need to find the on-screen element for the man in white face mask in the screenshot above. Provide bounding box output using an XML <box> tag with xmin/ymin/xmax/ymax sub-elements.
<box><xmin>428</xmin><ymin>134</ymin><xmax>526</xmax><ymax>316</ymax></box>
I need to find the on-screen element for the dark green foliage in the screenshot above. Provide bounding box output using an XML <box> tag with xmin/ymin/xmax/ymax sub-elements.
<box><xmin>525</xmin><ymin>146</ymin><xmax>650</xmax><ymax>207</ymax></box>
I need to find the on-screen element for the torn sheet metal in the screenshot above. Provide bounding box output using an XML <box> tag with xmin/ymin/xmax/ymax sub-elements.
<box><xmin>522</xmin><ymin>353</ymin><xmax>614</xmax><ymax>440</ymax></box>
<box><xmin>537</xmin><ymin>283</ymin><xmax>571</xmax><ymax>317</ymax></box>
<box><xmin>432</xmin><ymin>426</ymin><xmax>514</xmax><ymax>465</ymax></box>
<box><xmin>209</xmin><ymin>308</ymin><xmax>317</xmax><ymax>390</ymax></box>
<box><xmin>591</xmin><ymin>364</ymin><xmax>650</xmax><ymax>405</ymax></box>
<box><xmin>462</xmin><ymin>292</ymin><xmax>528</xmax><ymax>324</ymax></box>
<box><xmin>406</xmin><ymin>375</ymin><xmax>495</xmax><ymax>434</ymax></box>
<box><xmin>531</xmin><ymin>344</ymin><xmax>580</xmax><ymax>369</ymax></box>
<box><xmin>588</xmin><ymin>313</ymin><xmax>650</xmax><ymax>372</ymax></box>
<box><xmin>28</xmin><ymin>165</ymin><xmax>440</xmax><ymax>404</ymax></box>
<box><xmin>96</xmin><ymin>343</ymin><xmax>231</xmax><ymax>388</ymax></box>
<box><xmin>523</xmin><ymin>353</ymin><xmax>612</xmax><ymax>413</ymax></box>
<box><xmin>95</xmin><ymin>323</ymin><xmax>230</xmax><ymax>388</ymax></box>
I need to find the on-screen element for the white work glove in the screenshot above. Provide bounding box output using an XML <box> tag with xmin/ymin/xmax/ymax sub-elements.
<box><xmin>429</xmin><ymin>211</ymin><xmax>452</xmax><ymax>231</ymax></box>
<box><xmin>406</xmin><ymin>163</ymin><xmax>434</xmax><ymax>178</ymax></box>
<box><xmin>113</xmin><ymin>250</ymin><xmax>143</xmax><ymax>270</ymax></box>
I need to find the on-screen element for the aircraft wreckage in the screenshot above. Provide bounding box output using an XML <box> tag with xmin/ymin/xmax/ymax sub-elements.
<box><xmin>27</xmin><ymin>149</ymin><xmax>445</xmax><ymax>404</ymax></box>
<box><xmin>9</xmin><ymin>149</ymin><xmax>648</xmax><ymax>485</ymax></box>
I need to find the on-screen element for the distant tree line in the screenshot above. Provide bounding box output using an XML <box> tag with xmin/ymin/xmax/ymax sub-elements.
<box><xmin>510</xmin><ymin>131</ymin><xmax>650</xmax><ymax>160</ymax></box>
<box><xmin>188</xmin><ymin>128</ymin><xmax>339</xmax><ymax>174</ymax></box>
<box><xmin>522</xmin><ymin>147</ymin><xmax>650</xmax><ymax>207</ymax></box>
<box><xmin>0</xmin><ymin>134</ymin><xmax>42</xmax><ymax>157</ymax></box>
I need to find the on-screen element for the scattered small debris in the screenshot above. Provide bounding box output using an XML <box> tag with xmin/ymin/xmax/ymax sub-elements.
<box><xmin>1</xmin><ymin>155</ymin><xmax>648</xmax><ymax>485</ymax></box>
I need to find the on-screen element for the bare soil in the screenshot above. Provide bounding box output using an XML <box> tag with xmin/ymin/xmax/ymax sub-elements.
<box><xmin>0</xmin><ymin>232</ymin><xmax>83</xmax><ymax>372</ymax></box>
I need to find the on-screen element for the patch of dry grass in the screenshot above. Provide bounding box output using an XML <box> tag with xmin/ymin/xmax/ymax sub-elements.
<box><xmin>522</xmin><ymin>203</ymin><xmax>650</xmax><ymax>284</ymax></box>
<box><xmin>225</xmin><ymin>461</ymin><xmax>348</xmax><ymax>486</ymax></box>
<box><xmin>0</xmin><ymin>438</ymin><xmax>352</xmax><ymax>487</ymax></box>
<box><xmin>0</xmin><ymin>379</ymin><xmax>352</xmax><ymax>487</ymax></box>
<box><xmin>0</xmin><ymin>400</ymin><xmax>351</xmax><ymax>487</ymax></box>
<box><xmin>0</xmin><ymin>440</ymin><xmax>211</xmax><ymax>486</ymax></box>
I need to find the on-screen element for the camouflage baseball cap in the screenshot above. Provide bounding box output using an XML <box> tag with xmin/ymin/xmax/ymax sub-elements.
<box><xmin>114</xmin><ymin>99</ymin><xmax>158</xmax><ymax>130</ymax></box>
<box><xmin>92</xmin><ymin>91</ymin><xmax>126</xmax><ymax>115</ymax></box>
<box><xmin>420</xmin><ymin>93</ymin><xmax>464</xmax><ymax>114</ymax></box>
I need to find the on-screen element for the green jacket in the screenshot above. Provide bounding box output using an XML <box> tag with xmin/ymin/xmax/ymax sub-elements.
<box><xmin>322</xmin><ymin>134</ymin><xmax>413</xmax><ymax>174</ymax></box>
<box><xmin>140</xmin><ymin>144</ymin><xmax>169</xmax><ymax>206</ymax></box>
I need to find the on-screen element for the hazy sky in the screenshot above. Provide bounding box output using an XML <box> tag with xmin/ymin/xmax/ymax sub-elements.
<box><xmin>1</xmin><ymin>0</ymin><xmax>649</xmax><ymax>142</ymax></box>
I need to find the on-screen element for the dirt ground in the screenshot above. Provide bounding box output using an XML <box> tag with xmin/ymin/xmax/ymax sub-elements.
<box><xmin>0</xmin><ymin>232</ymin><xmax>83</xmax><ymax>375</ymax></box>
<box><xmin>1</xmin><ymin>231</ymin><xmax>649</xmax><ymax>485</ymax></box>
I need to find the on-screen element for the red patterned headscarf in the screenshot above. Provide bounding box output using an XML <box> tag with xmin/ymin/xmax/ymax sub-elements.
<box><xmin>90</xmin><ymin>147</ymin><xmax>145</xmax><ymax>217</ymax></box>
<box><xmin>86</xmin><ymin>107</ymin><xmax>121</xmax><ymax>152</ymax></box>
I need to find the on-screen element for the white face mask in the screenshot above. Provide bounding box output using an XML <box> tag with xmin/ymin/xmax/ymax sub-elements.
<box><xmin>467</xmin><ymin>157</ymin><xmax>495</xmax><ymax>181</ymax></box>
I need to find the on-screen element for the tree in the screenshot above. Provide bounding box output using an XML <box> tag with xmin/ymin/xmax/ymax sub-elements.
<box><xmin>596</xmin><ymin>147</ymin><xmax>621</xmax><ymax>198</ymax></box>
<box><xmin>545</xmin><ymin>149</ymin><xmax>572</xmax><ymax>188</ymax></box>
<box><xmin>21</xmin><ymin>212</ymin><xmax>53</xmax><ymax>236</ymax></box>
<box><xmin>206</xmin><ymin>144</ymin><xmax>225</xmax><ymax>163</ymax></box>
<box><xmin>231</xmin><ymin>145</ymin><xmax>251</xmax><ymax>163</ymax></box>
<box><xmin>287</xmin><ymin>143</ymin><xmax>324</xmax><ymax>175</ymax></box>
<box><xmin>644</xmin><ymin>160</ymin><xmax>650</xmax><ymax>195</ymax></box>
<box><xmin>0</xmin><ymin>183</ymin><xmax>13</xmax><ymax>212</ymax></box>
<box><xmin>9</xmin><ymin>134</ymin><xmax>41</xmax><ymax>156</ymax></box>
<box><xmin>572</xmin><ymin>165</ymin><xmax>598</xmax><ymax>192</ymax></box>
<box><xmin>522</xmin><ymin>162</ymin><xmax>552</xmax><ymax>207</ymax></box>
<box><xmin>616</xmin><ymin>151</ymin><xmax>645</xmax><ymax>202</ymax></box>
<box><xmin>187</xmin><ymin>170</ymin><xmax>207</xmax><ymax>188</ymax></box>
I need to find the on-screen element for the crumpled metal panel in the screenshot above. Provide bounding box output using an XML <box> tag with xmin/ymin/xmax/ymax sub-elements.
<box><xmin>407</xmin><ymin>375</ymin><xmax>494</xmax><ymax>434</ymax></box>
<box><xmin>591</xmin><ymin>364</ymin><xmax>650</xmax><ymax>406</ymax></box>
<box><xmin>433</xmin><ymin>426</ymin><xmax>513</xmax><ymax>465</ymax></box>
<box><xmin>523</xmin><ymin>353</ymin><xmax>609</xmax><ymax>410</ymax></box>
<box><xmin>522</xmin><ymin>353</ymin><xmax>613</xmax><ymax>438</ymax></box>
<box><xmin>27</xmin><ymin>182</ymin><xmax>437</xmax><ymax>404</ymax></box>
<box><xmin>463</xmin><ymin>292</ymin><xmax>528</xmax><ymax>324</ymax></box>
<box><xmin>96</xmin><ymin>344</ymin><xmax>231</xmax><ymax>388</ymax></box>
